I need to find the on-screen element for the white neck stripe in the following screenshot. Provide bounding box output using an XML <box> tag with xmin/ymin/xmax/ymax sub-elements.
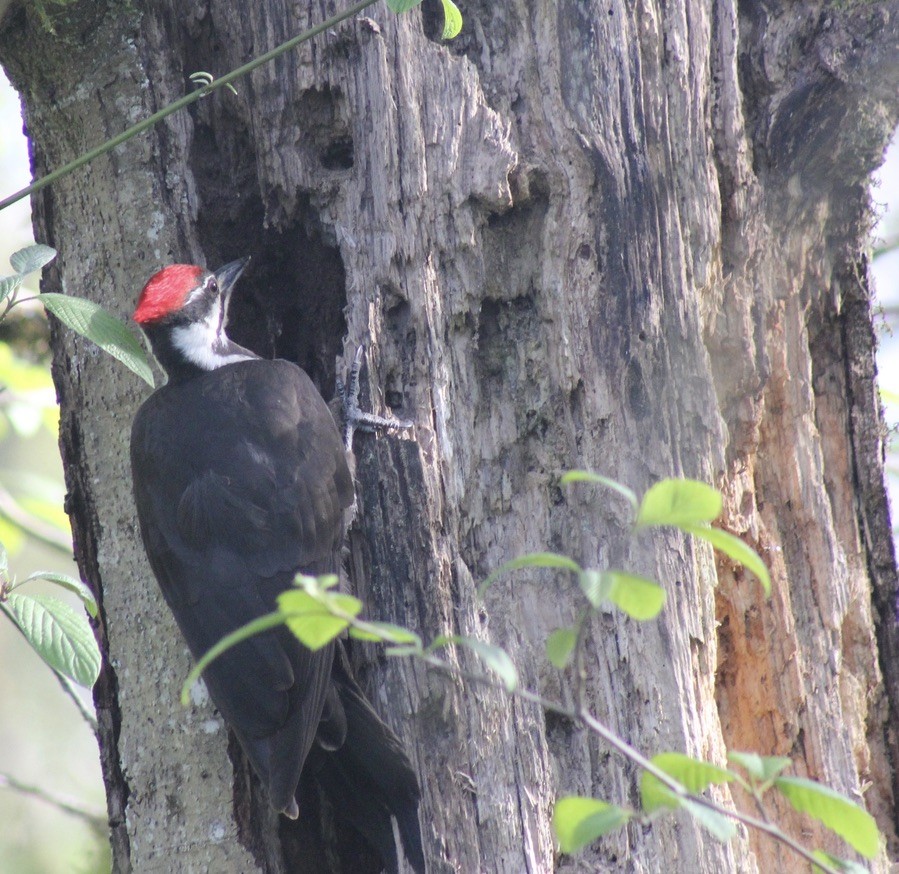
<box><xmin>169</xmin><ymin>300</ymin><xmax>254</xmax><ymax>371</ymax></box>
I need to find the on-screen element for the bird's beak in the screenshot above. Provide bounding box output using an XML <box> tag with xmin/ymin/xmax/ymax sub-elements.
<box><xmin>214</xmin><ymin>257</ymin><xmax>250</xmax><ymax>298</ymax></box>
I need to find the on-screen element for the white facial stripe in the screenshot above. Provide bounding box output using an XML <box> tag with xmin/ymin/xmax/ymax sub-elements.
<box><xmin>170</xmin><ymin>299</ymin><xmax>253</xmax><ymax>371</ymax></box>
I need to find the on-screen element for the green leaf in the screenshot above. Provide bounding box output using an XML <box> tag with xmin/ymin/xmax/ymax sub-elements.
<box><xmin>440</xmin><ymin>0</ymin><xmax>463</xmax><ymax>39</ymax></box>
<box><xmin>578</xmin><ymin>569</ymin><xmax>604</xmax><ymax>608</ymax></box>
<box><xmin>181</xmin><ymin>611</ymin><xmax>285</xmax><ymax>704</ymax></box>
<box><xmin>636</xmin><ymin>479</ymin><xmax>722</xmax><ymax>529</ymax></box>
<box><xmin>437</xmin><ymin>635</ymin><xmax>518</xmax><ymax>691</ymax></box>
<box><xmin>479</xmin><ymin>552</ymin><xmax>581</xmax><ymax>597</ymax></box>
<box><xmin>641</xmin><ymin>753</ymin><xmax>734</xmax><ymax>813</ymax></box>
<box><xmin>727</xmin><ymin>751</ymin><xmax>790</xmax><ymax>784</ymax></box>
<box><xmin>553</xmin><ymin>796</ymin><xmax>630</xmax><ymax>853</ymax></box>
<box><xmin>601</xmin><ymin>570</ymin><xmax>666</xmax><ymax>620</ymax></box>
<box><xmin>3</xmin><ymin>592</ymin><xmax>100</xmax><ymax>687</ymax></box>
<box><xmin>685</xmin><ymin>525</ymin><xmax>771</xmax><ymax>595</ymax></box>
<box><xmin>277</xmin><ymin>589</ymin><xmax>361</xmax><ymax>651</ymax></box>
<box><xmin>10</xmin><ymin>244</ymin><xmax>56</xmax><ymax>276</ymax></box>
<box><xmin>40</xmin><ymin>293</ymin><xmax>155</xmax><ymax>387</ymax></box>
<box><xmin>775</xmin><ymin>776</ymin><xmax>881</xmax><ymax>859</ymax></box>
<box><xmin>348</xmin><ymin>621</ymin><xmax>422</xmax><ymax>648</ymax></box>
<box><xmin>811</xmin><ymin>851</ymin><xmax>870</xmax><ymax>873</ymax></box>
<box><xmin>0</xmin><ymin>275</ymin><xmax>24</xmax><ymax>304</ymax></box>
<box><xmin>20</xmin><ymin>571</ymin><xmax>97</xmax><ymax>618</ymax></box>
<box><xmin>681</xmin><ymin>798</ymin><xmax>737</xmax><ymax>842</ymax></box>
<box><xmin>386</xmin><ymin>0</ymin><xmax>423</xmax><ymax>12</ymax></box>
<box><xmin>560</xmin><ymin>470</ymin><xmax>639</xmax><ymax>515</ymax></box>
<box><xmin>546</xmin><ymin>627</ymin><xmax>577</xmax><ymax>669</ymax></box>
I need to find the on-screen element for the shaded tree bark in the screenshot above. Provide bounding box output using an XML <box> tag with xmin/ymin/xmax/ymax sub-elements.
<box><xmin>1</xmin><ymin>0</ymin><xmax>898</xmax><ymax>871</ymax></box>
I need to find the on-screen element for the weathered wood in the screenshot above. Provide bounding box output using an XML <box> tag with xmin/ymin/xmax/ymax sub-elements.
<box><xmin>1</xmin><ymin>0</ymin><xmax>897</xmax><ymax>871</ymax></box>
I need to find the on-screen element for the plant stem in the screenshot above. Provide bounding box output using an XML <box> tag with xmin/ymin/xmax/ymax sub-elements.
<box><xmin>0</xmin><ymin>0</ymin><xmax>378</xmax><ymax>213</ymax></box>
<box><xmin>0</xmin><ymin>771</ymin><xmax>106</xmax><ymax>831</ymax></box>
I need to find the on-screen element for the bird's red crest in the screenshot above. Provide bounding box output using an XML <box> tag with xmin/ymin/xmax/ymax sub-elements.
<box><xmin>133</xmin><ymin>264</ymin><xmax>205</xmax><ymax>325</ymax></box>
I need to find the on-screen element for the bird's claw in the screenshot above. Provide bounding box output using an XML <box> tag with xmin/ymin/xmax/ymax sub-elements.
<box><xmin>337</xmin><ymin>345</ymin><xmax>413</xmax><ymax>450</ymax></box>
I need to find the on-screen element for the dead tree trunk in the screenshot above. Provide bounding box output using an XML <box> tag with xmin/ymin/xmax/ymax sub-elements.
<box><xmin>1</xmin><ymin>0</ymin><xmax>898</xmax><ymax>871</ymax></box>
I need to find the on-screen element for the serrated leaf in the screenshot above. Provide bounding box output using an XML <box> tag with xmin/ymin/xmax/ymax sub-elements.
<box><xmin>681</xmin><ymin>798</ymin><xmax>737</xmax><ymax>842</ymax></box>
<box><xmin>560</xmin><ymin>470</ymin><xmax>639</xmax><ymax>514</ymax></box>
<box><xmin>440</xmin><ymin>0</ymin><xmax>463</xmax><ymax>39</ymax></box>
<box><xmin>3</xmin><ymin>592</ymin><xmax>100</xmax><ymax>686</ymax></box>
<box><xmin>40</xmin><ymin>293</ymin><xmax>154</xmax><ymax>387</ymax></box>
<box><xmin>277</xmin><ymin>589</ymin><xmax>361</xmax><ymax>650</ymax></box>
<box><xmin>349</xmin><ymin>621</ymin><xmax>422</xmax><ymax>648</ymax></box>
<box><xmin>546</xmin><ymin>627</ymin><xmax>577</xmax><ymax>668</ymax></box>
<box><xmin>10</xmin><ymin>244</ymin><xmax>56</xmax><ymax>276</ymax></box>
<box><xmin>553</xmin><ymin>796</ymin><xmax>630</xmax><ymax>853</ymax></box>
<box><xmin>641</xmin><ymin>753</ymin><xmax>734</xmax><ymax>813</ymax></box>
<box><xmin>636</xmin><ymin>479</ymin><xmax>722</xmax><ymax>529</ymax></box>
<box><xmin>479</xmin><ymin>552</ymin><xmax>581</xmax><ymax>597</ymax></box>
<box><xmin>775</xmin><ymin>776</ymin><xmax>880</xmax><ymax>859</ymax></box>
<box><xmin>19</xmin><ymin>571</ymin><xmax>97</xmax><ymax>617</ymax></box>
<box><xmin>602</xmin><ymin>570</ymin><xmax>666</xmax><ymax>620</ymax></box>
<box><xmin>0</xmin><ymin>274</ymin><xmax>24</xmax><ymax>304</ymax></box>
<box><xmin>727</xmin><ymin>751</ymin><xmax>791</xmax><ymax>784</ymax></box>
<box><xmin>386</xmin><ymin>0</ymin><xmax>423</xmax><ymax>12</ymax></box>
<box><xmin>453</xmin><ymin>635</ymin><xmax>518</xmax><ymax>691</ymax></box>
<box><xmin>685</xmin><ymin>525</ymin><xmax>771</xmax><ymax>595</ymax></box>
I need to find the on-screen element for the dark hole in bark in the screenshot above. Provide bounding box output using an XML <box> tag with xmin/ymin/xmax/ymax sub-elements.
<box><xmin>190</xmin><ymin>117</ymin><xmax>348</xmax><ymax>399</ymax></box>
<box><xmin>187</xmin><ymin>97</ymin><xmax>381</xmax><ymax>873</ymax></box>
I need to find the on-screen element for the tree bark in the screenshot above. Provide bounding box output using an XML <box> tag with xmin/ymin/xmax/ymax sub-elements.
<box><xmin>1</xmin><ymin>0</ymin><xmax>898</xmax><ymax>871</ymax></box>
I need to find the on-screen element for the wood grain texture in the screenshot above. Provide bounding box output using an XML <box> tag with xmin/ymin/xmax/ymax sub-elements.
<box><xmin>1</xmin><ymin>0</ymin><xmax>898</xmax><ymax>870</ymax></box>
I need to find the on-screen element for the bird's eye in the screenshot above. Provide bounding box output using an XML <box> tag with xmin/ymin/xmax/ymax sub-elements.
<box><xmin>206</xmin><ymin>278</ymin><xmax>218</xmax><ymax>292</ymax></box>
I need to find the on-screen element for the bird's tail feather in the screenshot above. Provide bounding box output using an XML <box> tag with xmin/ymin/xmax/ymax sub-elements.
<box><xmin>312</xmin><ymin>645</ymin><xmax>425</xmax><ymax>874</ymax></box>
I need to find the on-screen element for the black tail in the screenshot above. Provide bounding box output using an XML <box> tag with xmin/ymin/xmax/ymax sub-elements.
<box><xmin>311</xmin><ymin>645</ymin><xmax>425</xmax><ymax>874</ymax></box>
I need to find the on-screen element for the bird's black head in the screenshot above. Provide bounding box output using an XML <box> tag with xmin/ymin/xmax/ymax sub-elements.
<box><xmin>134</xmin><ymin>257</ymin><xmax>254</xmax><ymax>381</ymax></box>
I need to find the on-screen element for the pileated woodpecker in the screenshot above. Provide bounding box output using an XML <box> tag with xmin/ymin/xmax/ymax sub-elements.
<box><xmin>129</xmin><ymin>259</ymin><xmax>424</xmax><ymax>873</ymax></box>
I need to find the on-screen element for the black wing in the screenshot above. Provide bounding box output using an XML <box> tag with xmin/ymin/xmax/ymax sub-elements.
<box><xmin>130</xmin><ymin>358</ymin><xmax>355</xmax><ymax>811</ymax></box>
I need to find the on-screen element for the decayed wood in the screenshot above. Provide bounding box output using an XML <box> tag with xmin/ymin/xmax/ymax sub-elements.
<box><xmin>1</xmin><ymin>0</ymin><xmax>898</xmax><ymax>871</ymax></box>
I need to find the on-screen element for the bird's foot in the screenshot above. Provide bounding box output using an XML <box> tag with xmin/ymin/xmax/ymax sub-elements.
<box><xmin>336</xmin><ymin>345</ymin><xmax>413</xmax><ymax>451</ymax></box>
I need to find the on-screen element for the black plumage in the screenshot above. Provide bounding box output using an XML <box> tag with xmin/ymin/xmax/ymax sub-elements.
<box><xmin>130</xmin><ymin>261</ymin><xmax>423</xmax><ymax>873</ymax></box>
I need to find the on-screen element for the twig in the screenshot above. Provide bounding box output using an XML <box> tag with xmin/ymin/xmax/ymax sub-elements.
<box><xmin>0</xmin><ymin>0</ymin><xmax>378</xmax><ymax>212</ymax></box>
<box><xmin>53</xmin><ymin>667</ymin><xmax>98</xmax><ymax>734</ymax></box>
<box><xmin>413</xmin><ymin>649</ymin><xmax>842</xmax><ymax>874</ymax></box>
<box><xmin>0</xmin><ymin>480</ymin><xmax>72</xmax><ymax>554</ymax></box>
<box><xmin>0</xmin><ymin>771</ymin><xmax>106</xmax><ymax>831</ymax></box>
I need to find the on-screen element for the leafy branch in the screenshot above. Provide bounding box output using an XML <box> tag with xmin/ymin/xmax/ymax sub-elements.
<box><xmin>181</xmin><ymin>476</ymin><xmax>878</xmax><ymax>872</ymax></box>
<box><xmin>0</xmin><ymin>0</ymin><xmax>462</xmax><ymax>214</ymax></box>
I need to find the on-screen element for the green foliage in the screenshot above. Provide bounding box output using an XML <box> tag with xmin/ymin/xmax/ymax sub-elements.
<box><xmin>545</xmin><ymin>627</ymin><xmax>577</xmax><ymax>668</ymax></box>
<box><xmin>40</xmin><ymin>294</ymin><xmax>154</xmax><ymax>387</ymax></box>
<box><xmin>430</xmin><ymin>634</ymin><xmax>519</xmax><ymax>691</ymax></box>
<box><xmin>684</xmin><ymin>524</ymin><xmax>771</xmax><ymax>594</ymax></box>
<box><xmin>635</xmin><ymin>478</ymin><xmax>722</xmax><ymax>528</ymax></box>
<box><xmin>2</xmin><ymin>0</ymin><xmax>462</xmax><ymax>214</ymax></box>
<box><xmin>278</xmin><ymin>578</ymin><xmax>363</xmax><ymax>651</ymax></box>
<box><xmin>179</xmin><ymin>473</ymin><xmax>877</xmax><ymax>872</ymax></box>
<box><xmin>0</xmin><ymin>247</ymin><xmax>102</xmax><ymax>697</ymax></box>
<box><xmin>640</xmin><ymin>753</ymin><xmax>734</xmax><ymax>813</ymax></box>
<box><xmin>775</xmin><ymin>776</ymin><xmax>880</xmax><ymax>859</ymax></box>
<box><xmin>0</xmin><ymin>572</ymin><xmax>100</xmax><ymax>688</ymax></box>
<box><xmin>553</xmin><ymin>796</ymin><xmax>631</xmax><ymax>852</ymax></box>
<box><xmin>479</xmin><ymin>551</ymin><xmax>580</xmax><ymax>597</ymax></box>
<box><xmin>439</xmin><ymin>0</ymin><xmax>463</xmax><ymax>39</ymax></box>
<box><xmin>560</xmin><ymin>469</ymin><xmax>638</xmax><ymax>513</ymax></box>
<box><xmin>592</xmin><ymin>570</ymin><xmax>666</xmax><ymax>619</ymax></box>
<box><xmin>727</xmin><ymin>750</ymin><xmax>791</xmax><ymax>787</ymax></box>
